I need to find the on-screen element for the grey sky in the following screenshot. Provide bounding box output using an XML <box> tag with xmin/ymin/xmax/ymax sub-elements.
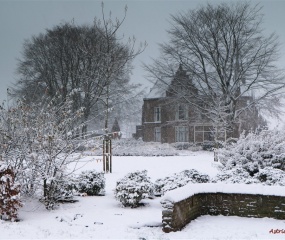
<box><xmin>1</xmin><ymin>0</ymin><xmax>285</xmax><ymax>105</ymax></box>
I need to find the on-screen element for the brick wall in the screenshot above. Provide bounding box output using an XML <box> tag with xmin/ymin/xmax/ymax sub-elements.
<box><xmin>162</xmin><ymin>192</ymin><xmax>285</xmax><ymax>233</ymax></box>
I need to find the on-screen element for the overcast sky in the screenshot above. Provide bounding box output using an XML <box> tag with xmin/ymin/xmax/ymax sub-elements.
<box><xmin>1</xmin><ymin>0</ymin><xmax>285</xmax><ymax>106</ymax></box>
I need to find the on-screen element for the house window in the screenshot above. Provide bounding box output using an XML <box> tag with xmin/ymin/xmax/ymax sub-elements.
<box><xmin>194</xmin><ymin>125</ymin><xmax>214</xmax><ymax>143</ymax></box>
<box><xmin>154</xmin><ymin>127</ymin><xmax>161</xmax><ymax>142</ymax></box>
<box><xmin>176</xmin><ymin>105</ymin><xmax>188</xmax><ymax>120</ymax></box>
<box><xmin>154</xmin><ymin>107</ymin><xmax>161</xmax><ymax>122</ymax></box>
<box><xmin>175</xmin><ymin>126</ymin><xmax>189</xmax><ymax>142</ymax></box>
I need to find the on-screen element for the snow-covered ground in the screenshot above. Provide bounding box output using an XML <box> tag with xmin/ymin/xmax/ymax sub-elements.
<box><xmin>1</xmin><ymin>151</ymin><xmax>285</xmax><ymax>239</ymax></box>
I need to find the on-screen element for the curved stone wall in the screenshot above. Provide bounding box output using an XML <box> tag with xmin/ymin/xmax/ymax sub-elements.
<box><xmin>162</xmin><ymin>191</ymin><xmax>285</xmax><ymax>233</ymax></box>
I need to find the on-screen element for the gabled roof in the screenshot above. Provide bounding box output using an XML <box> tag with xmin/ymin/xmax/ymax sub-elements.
<box><xmin>145</xmin><ymin>65</ymin><xmax>195</xmax><ymax>100</ymax></box>
<box><xmin>144</xmin><ymin>80</ymin><xmax>167</xmax><ymax>99</ymax></box>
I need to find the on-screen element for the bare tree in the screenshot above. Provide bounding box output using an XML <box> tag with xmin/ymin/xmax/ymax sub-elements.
<box><xmin>13</xmin><ymin>4</ymin><xmax>146</xmax><ymax>135</ymax></box>
<box><xmin>93</xmin><ymin>3</ymin><xmax>146</xmax><ymax>134</ymax></box>
<box><xmin>144</xmin><ymin>2</ymin><xmax>285</xmax><ymax>138</ymax></box>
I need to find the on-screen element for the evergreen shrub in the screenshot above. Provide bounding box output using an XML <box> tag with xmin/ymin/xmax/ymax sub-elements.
<box><xmin>217</xmin><ymin>130</ymin><xmax>285</xmax><ymax>174</ymax></box>
<box><xmin>77</xmin><ymin>170</ymin><xmax>105</xmax><ymax>196</ymax></box>
<box><xmin>114</xmin><ymin>170</ymin><xmax>154</xmax><ymax>208</ymax></box>
<box><xmin>154</xmin><ymin>169</ymin><xmax>210</xmax><ymax>196</ymax></box>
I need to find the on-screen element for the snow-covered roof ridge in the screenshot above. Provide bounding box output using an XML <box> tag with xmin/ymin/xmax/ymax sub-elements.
<box><xmin>162</xmin><ymin>183</ymin><xmax>285</xmax><ymax>203</ymax></box>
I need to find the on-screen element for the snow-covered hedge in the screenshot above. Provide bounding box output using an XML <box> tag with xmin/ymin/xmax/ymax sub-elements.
<box><xmin>154</xmin><ymin>169</ymin><xmax>210</xmax><ymax>196</ymax></box>
<box><xmin>77</xmin><ymin>170</ymin><xmax>105</xmax><ymax>196</ymax></box>
<box><xmin>212</xmin><ymin>166</ymin><xmax>285</xmax><ymax>186</ymax></box>
<box><xmin>213</xmin><ymin>130</ymin><xmax>285</xmax><ymax>186</ymax></box>
<box><xmin>217</xmin><ymin>130</ymin><xmax>285</xmax><ymax>175</ymax></box>
<box><xmin>114</xmin><ymin>170</ymin><xmax>154</xmax><ymax>208</ymax></box>
<box><xmin>82</xmin><ymin>139</ymin><xmax>179</xmax><ymax>156</ymax></box>
<box><xmin>255</xmin><ymin>167</ymin><xmax>285</xmax><ymax>185</ymax></box>
<box><xmin>171</xmin><ymin>142</ymin><xmax>192</xmax><ymax>150</ymax></box>
<box><xmin>211</xmin><ymin>167</ymin><xmax>258</xmax><ymax>184</ymax></box>
<box><xmin>0</xmin><ymin>165</ymin><xmax>22</xmax><ymax>221</ymax></box>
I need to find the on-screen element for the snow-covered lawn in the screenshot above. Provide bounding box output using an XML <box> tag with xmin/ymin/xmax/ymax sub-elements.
<box><xmin>1</xmin><ymin>151</ymin><xmax>285</xmax><ymax>239</ymax></box>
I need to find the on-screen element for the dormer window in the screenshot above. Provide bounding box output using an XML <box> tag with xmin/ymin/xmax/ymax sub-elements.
<box><xmin>154</xmin><ymin>107</ymin><xmax>161</xmax><ymax>122</ymax></box>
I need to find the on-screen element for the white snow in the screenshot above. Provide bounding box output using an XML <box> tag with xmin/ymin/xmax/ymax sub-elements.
<box><xmin>1</xmin><ymin>151</ymin><xmax>285</xmax><ymax>239</ymax></box>
<box><xmin>162</xmin><ymin>183</ymin><xmax>285</xmax><ymax>203</ymax></box>
<box><xmin>144</xmin><ymin>80</ymin><xmax>167</xmax><ymax>99</ymax></box>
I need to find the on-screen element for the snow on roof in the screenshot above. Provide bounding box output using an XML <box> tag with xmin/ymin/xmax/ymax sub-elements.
<box><xmin>145</xmin><ymin>81</ymin><xmax>167</xmax><ymax>99</ymax></box>
<box><xmin>162</xmin><ymin>183</ymin><xmax>285</xmax><ymax>203</ymax></box>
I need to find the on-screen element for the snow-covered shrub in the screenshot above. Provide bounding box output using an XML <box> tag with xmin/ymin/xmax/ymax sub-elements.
<box><xmin>202</xmin><ymin>141</ymin><xmax>223</xmax><ymax>151</ymax></box>
<box><xmin>40</xmin><ymin>175</ymin><xmax>78</xmax><ymax>210</ymax></box>
<box><xmin>255</xmin><ymin>167</ymin><xmax>285</xmax><ymax>186</ymax></box>
<box><xmin>172</xmin><ymin>142</ymin><xmax>192</xmax><ymax>150</ymax></box>
<box><xmin>77</xmin><ymin>170</ymin><xmax>105</xmax><ymax>196</ymax></box>
<box><xmin>114</xmin><ymin>170</ymin><xmax>154</xmax><ymax>208</ymax></box>
<box><xmin>211</xmin><ymin>166</ymin><xmax>285</xmax><ymax>186</ymax></box>
<box><xmin>217</xmin><ymin>130</ymin><xmax>285</xmax><ymax>175</ymax></box>
<box><xmin>154</xmin><ymin>169</ymin><xmax>210</xmax><ymax>195</ymax></box>
<box><xmin>211</xmin><ymin>167</ymin><xmax>258</xmax><ymax>184</ymax></box>
<box><xmin>41</xmin><ymin>182</ymin><xmax>63</xmax><ymax>210</ymax></box>
<box><xmin>202</xmin><ymin>141</ymin><xmax>215</xmax><ymax>151</ymax></box>
<box><xmin>0</xmin><ymin>94</ymin><xmax>87</xmax><ymax>209</ymax></box>
<box><xmin>0</xmin><ymin>165</ymin><xmax>22</xmax><ymax>221</ymax></box>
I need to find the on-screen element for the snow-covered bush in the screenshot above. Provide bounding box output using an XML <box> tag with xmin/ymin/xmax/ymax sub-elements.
<box><xmin>40</xmin><ymin>175</ymin><xmax>78</xmax><ymax>210</ymax></box>
<box><xmin>217</xmin><ymin>130</ymin><xmax>285</xmax><ymax>175</ymax></box>
<box><xmin>0</xmin><ymin>94</ymin><xmax>87</xmax><ymax>209</ymax></box>
<box><xmin>0</xmin><ymin>165</ymin><xmax>22</xmax><ymax>221</ymax></box>
<box><xmin>213</xmin><ymin>130</ymin><xmax>285</xmax><ymax>186</ymax></box>
<box><xmin>172</xmin><ymin>142</ymin><xmax>192</xmax><ymax>150</ymax></box>
<box><xmin>154</xmin><ymin>169</ymin><xmax>210</xmax><ymax>195</ymax></box>
<box><xmin>77</xmin><ymin>170</ymin><xmax>105</xmax><ymax>196</ymax></box>
<box><xmin>202</xmin><ymin>141</ymin><xmax>223</xmax><ymax>151</ymax></box>
<box><xmin>211</xmin><ymin>166</ymin><xmax>285</xmax><ymax>186</ymax></box>
<box><xmin>211</xmin><ymin>167</ymin><xmax>258</xmax><ymax>184</ymax></box>
<box><xmin>254</xmin><ymin>167</ymin><xmax>285</xmax><ymax>186</ymax></box>
<box><xmin>114</xmin><ymin>170</ymin><xmax>154</xmax><ymax>208</ymax></box>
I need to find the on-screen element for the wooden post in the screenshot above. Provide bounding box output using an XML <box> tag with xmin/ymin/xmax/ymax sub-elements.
<box><xmin>103</xmin><ymin>140</ymin><xmax>106</xmax><ymax>172</ymax></box>
<box><xmin>103</xmin><ymin>137</ymin><xmax>112</xmax><ymax>173</ymax></box>
<box><xmin>110</xmin><ymin>139</ymin><xmax>112</xmax><ymax>173</ymax></box>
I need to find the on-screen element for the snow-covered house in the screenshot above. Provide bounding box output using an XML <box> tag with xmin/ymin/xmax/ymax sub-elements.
<box><xmin>136</xmin><ymin>65</ymin><xmax>261</xmax><ymax>144</ymax></box>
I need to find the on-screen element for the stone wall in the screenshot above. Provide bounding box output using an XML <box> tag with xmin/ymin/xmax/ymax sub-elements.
<box><xmin>162</xmin><ymin>192</ymin><xmax>285</xmax><ymax>233</ymax></box>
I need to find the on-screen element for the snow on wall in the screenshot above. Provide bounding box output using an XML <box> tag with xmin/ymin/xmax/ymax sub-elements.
<box><xmin>161</xmin><ymin>183</ymin><xmax>285</xmax><ymax>233</ymax></box>
<box><xmin>162</xmin><ymin>183</ymin><xmax>285</xmax><ymax>203</ymax></box>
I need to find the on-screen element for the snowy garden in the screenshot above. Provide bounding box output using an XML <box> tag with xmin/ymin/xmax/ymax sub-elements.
<box><xmin>2</xmin><ymin>130</ymin><xmax>285</xmax><ymax>239</ymax></box>
<box><xmin>2</xmin><ymin>0</ymin><xmax>285</xmax><ymax>238</ymax></box>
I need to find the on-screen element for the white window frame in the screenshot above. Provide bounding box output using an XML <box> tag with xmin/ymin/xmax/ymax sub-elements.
<box><xmin>154</xmin><ymin>127</ymin><xmax>161</xmax><ymax>142</ymax></box>
<box><xmin>154</xmin><ymin>107</ymin><xmax>161</xmax><ymax>122</ymax></box>
<box><xmin>175</xmin><ymin>126</ymin><xmax>189</xmax><ymax>142</ymax></box>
